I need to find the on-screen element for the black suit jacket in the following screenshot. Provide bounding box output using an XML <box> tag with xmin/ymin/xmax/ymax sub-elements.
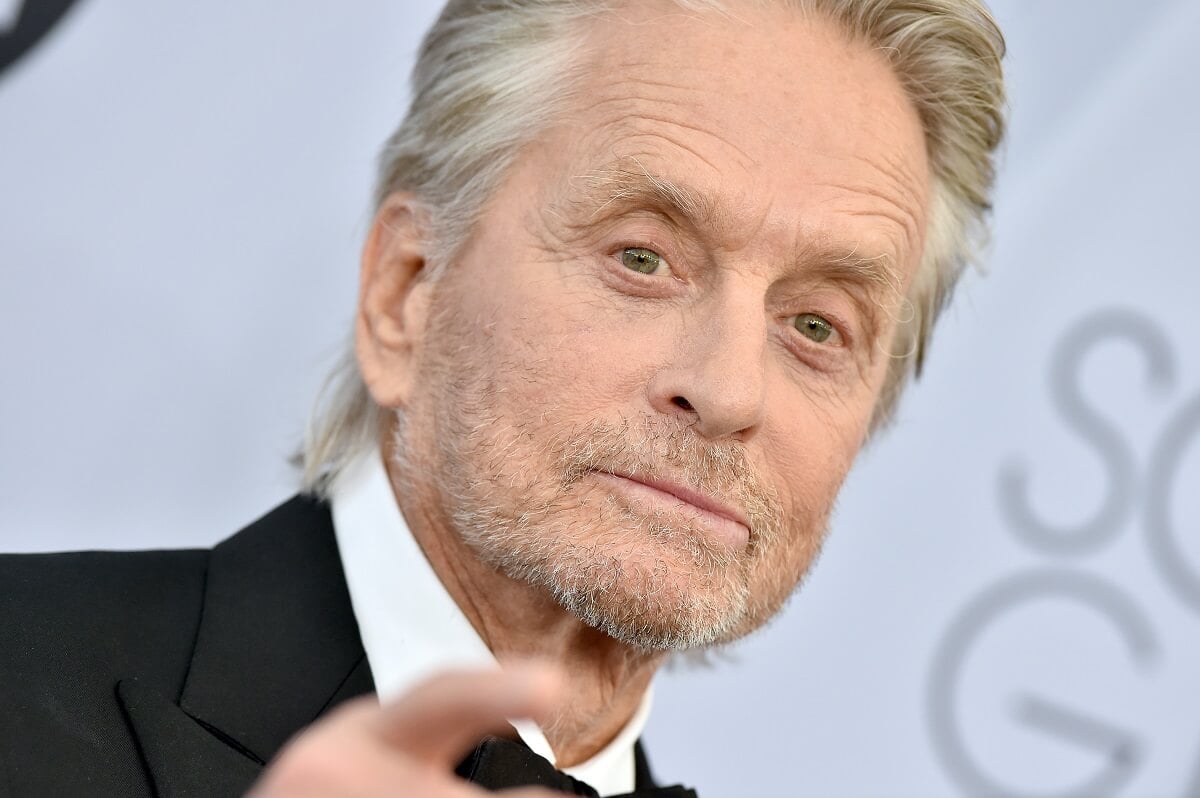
<box><xmin>0</xmin><ymin>496</ymin><xmax>660</xmax><ymax>796</ymax></box>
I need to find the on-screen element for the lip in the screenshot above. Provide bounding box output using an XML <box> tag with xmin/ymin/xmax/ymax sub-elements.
<box><xmin>597</xmin><ymin>471</ymin><xmax>750</xmax><ymax>530</ymax></box>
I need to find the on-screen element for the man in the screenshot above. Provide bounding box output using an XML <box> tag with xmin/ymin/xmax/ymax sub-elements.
<box><xmin>0</xmin><ymin>1</ymin><xmax>1005</xmax><ymax>795</ymax></box>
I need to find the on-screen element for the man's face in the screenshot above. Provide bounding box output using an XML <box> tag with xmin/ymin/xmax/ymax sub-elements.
<box><xmin>393</xmin><ymin>3</ymin><xmax>929</xmax><ymax>650</ymax></box>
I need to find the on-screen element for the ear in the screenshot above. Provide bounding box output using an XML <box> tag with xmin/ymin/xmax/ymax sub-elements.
<box><xmin>355</xmin><ymin>192</ymin><xmax>434</xmax><ymax>409</ymax></box>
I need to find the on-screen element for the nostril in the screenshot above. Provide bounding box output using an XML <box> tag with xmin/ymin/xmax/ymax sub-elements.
<box><xmin>672</xmin><ymin>396</ymin><xmax>694</xmax><ymax>412</ymax></box>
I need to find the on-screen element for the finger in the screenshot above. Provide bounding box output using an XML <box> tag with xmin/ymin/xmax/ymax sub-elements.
<box><xmin>370</xmin><ymin>662</ymin><xmax>562</xmax><ymax>766</ymax></box>
<box><xmin>252</xmin><ymin>723</ymin><xmax>502</xmax><ymax>798</ymax></box>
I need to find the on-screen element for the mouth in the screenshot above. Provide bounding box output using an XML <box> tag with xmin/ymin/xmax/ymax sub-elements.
<box><xmin>592</xmin><ymin>470</ymin><xmax>751</xmax><ymax>550</ymax></box>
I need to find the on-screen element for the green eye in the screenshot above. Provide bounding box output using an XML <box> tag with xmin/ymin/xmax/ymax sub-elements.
<box><xmin>794</xmin><ymin>313</ymin><xmax>834</xmax><ymax>343</ymax></box>
<box><xmin>621</xmin><ymin>247</ymin><xmax>663</xmax><ymax>274</ymax></box>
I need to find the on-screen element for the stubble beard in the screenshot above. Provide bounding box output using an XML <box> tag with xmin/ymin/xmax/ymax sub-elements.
<box><xmin>394</xmin><ymin>301</ymin><xmax>828</xmax><ymax>652</ymax></box>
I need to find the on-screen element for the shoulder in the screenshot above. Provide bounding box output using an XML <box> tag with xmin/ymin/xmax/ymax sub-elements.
<box><xmin>0</xmin><ymin>544</ymin><xmax>208</xmax><ymax>610</ymax></box>
<box><xmin>0</xmin><ymin>540</ymin><xmax>209</xmax><ymax>796</ymax></box>
<box><xmin>0</xmin><ymin>494</ymin><xmax>333</xmax><ymax>678</ymax></box>
<box><xmin>0</xmin><ymin>495</ymin><xmax>335</xmax><ymax>795</ymax></box>
<box><xmin>0</xmin><ymin>543</ymin><xmax>211</xmax><ymax>709</ymax></box>
<box><xmin>0</xmin><ymin>494</ymin><xmax>335</xmax><ymax>685</ymax></box>
<box><xmin>0</xmin><ymin>540</ymin><xmax>208</xmax><ymax>655</ymax></box>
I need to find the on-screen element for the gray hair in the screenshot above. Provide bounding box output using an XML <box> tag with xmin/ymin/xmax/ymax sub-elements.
<box><xmin>299</xmin><ymin>0</ymin><xmax>1006</xmax><ymax>495</ymax></box>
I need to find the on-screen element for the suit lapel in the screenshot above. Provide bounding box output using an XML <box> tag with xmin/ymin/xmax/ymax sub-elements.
<box><xmin>116</xmin><ymin>678</ymin><xmax>264</xmax><ymax>796</ymax></box>
<box><xmin>117</xmin><ymin>496</ymin><xmax>375</xmax><ymax>796</ymax></box>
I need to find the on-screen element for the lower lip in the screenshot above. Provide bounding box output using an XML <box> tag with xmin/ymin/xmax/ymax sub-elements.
<box><xmin>592</xmin><ymin>472</ymin><xmax>750</xmax><ymax>550</ymax></box>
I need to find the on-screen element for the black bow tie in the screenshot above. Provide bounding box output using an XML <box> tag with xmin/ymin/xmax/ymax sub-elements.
<box><xmin>456</xmin><ymin>736</ymin><xmax>699</xmax><ymax>797</ymax></box>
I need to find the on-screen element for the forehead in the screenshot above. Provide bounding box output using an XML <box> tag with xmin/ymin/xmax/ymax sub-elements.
<box><xmin>536</xmin><ymin>1</ymin><xmax>930</xmax><ymax>276</ymax></box>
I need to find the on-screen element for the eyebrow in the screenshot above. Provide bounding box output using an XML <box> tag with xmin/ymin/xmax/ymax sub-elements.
<box><xmin>564</xmin><ymin>159</ymin><xmax>723</xmax><ymax>232</ymax></box>
<box><xmin>562</xmin><ymin>158</ymin><xmax>905</xmax><ymax>299</ymax></box>
<box><xmin>796</xmin><ymin>243</ymin><xmax>904</xmax><ymax>299</ymax></box>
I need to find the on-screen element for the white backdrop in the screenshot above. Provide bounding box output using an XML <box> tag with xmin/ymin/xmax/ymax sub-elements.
<box><xmin>2</xmin><ymin>2</ymin><xmax>1197</xmax><ymax>796</ymax></box>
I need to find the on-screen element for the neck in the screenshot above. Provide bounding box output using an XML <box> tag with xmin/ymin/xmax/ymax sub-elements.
<box><xmin>382</xmin><ymin>439</ymin><xmax>665</xmax><ymax>767</ymax></box>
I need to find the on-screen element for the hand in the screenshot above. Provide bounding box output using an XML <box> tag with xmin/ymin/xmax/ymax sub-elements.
<box><xmin>249</xmin><ymin>664</ymin><xmax>563</xmax><ymax>797</ymax></box>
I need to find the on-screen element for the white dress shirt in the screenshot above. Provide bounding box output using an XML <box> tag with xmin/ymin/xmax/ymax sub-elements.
<box><xmin>330</xmin><ymin>450</ymin><xmax>653</xmax><ymax>796</ymax></box>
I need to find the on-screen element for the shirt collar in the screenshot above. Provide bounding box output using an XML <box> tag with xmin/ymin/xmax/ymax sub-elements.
<box><xmin>330</xmin><ymin>449</ymin><xmax>653</xmax><ymax>796</ymax></box>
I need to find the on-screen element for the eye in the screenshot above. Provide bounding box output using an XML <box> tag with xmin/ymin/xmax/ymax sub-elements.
<box><xmin>793</xmin><ymin>313</ymin><xmax>835</xmax><ymax>344</ymax></box>
<box><xmin>620</xmin><ymin>247</ymin><xmax>665</xmax><ymax>275</ymax></box>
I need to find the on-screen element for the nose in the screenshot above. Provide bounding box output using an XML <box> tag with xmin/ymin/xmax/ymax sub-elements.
<box><xmin>646</xmin><ymin>292</ymin><xmax>768</xmax><ymax>440</ymax></box>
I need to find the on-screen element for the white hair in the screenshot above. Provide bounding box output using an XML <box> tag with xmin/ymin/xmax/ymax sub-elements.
<box><xmin>299</xmin><ymin>0</ymin><xmax>1006</xmax><ymax>495</ymax></box>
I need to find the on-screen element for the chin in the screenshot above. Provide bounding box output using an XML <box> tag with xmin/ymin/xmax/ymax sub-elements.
<box><xmin>468</xmin><ymin>505</ymin><xmax>764</xmax><ymax>651</ymax></box>
<box><xmin>546</xmin><ymin>559</ymin><xmax>753</xmax><ymax>651</ymax></box>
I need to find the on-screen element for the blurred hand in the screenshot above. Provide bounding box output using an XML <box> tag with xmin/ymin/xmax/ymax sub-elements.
<box><xmin>249</xmin><ymin>664</ymin><xmax>563</xmax><ymax>797</ymax></box>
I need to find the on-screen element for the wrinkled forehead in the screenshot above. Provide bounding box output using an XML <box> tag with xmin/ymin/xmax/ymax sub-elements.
<box><xmin>541</xmin><ymin>0</ymin><xmax>931</xmax><ymax>277</ymax></box>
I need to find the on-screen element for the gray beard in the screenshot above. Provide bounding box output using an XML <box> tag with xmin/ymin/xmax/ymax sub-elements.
<box><xmin>393</xmin><ymin>410</ymin><xmax>807</xmax><ymax>652</ymax></box>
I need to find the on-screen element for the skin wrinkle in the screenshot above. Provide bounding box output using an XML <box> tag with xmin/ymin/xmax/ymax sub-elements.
<box><xmin>591</xmin><ymin>72</ymin><xmax>730</xmax><ymax>103</ymax></box>
<box><xmin>616</xmin><ymin>113</ymin><xmax>758</xmax><ymax>171</ymax></box>
<box><xmin>564</xmin><ymin>164</ymin><xmax>907</xmax><ymax>296</ymax></box>
<box><xmin>550</xmin><ymin>161</ymin><xmax>905</xmax><ymax>376</ymax></box>
<box><xmin>559</xmin><ymin>141</ymin><xmax>916</xmax><ymax>303</ymax></box>
<box><xmin>618</xmin><ymin>133</ymin><xmax>727</xmax><ymax>178</ymax></box>
<box><xmin>561</xmin><ymin>161</ymin><xmax>749</xmax><ymax>249</ymax></box>
<box><xmin>822</xmin><ymin>181</ymin><xmax>921</xmax><ymax>240</ymax></box>
<box><xmin>574</xmin><ymin>71</ymin><xmax>760</xmax><ymax>176</ymax></box>
<box><xmin>844</xmin><ymin>175</ymin><xmax>925</xmax><ymax>247</ymax></box>
<box><xmin>858</xmin><ymin>146</ymin><xmax>926</xmax><ymax>211</ymax></box>
<box><xmin>807</xmin><ymin>152</ymin><xmax>924</xmax><ymax>231</ymax></box>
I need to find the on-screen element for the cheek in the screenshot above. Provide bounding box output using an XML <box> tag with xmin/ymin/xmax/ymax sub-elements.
<box><xmin>482</xmin><ymin>281</ymin><xmax>669</xmax><ymax>417</ymax></box>
<box><xmin>763</xmin><ymin>408</ymin><xmax>863</xmax><ymax>521</ymax></box>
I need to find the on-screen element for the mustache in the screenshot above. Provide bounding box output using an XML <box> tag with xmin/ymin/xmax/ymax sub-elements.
<box><xmin>549</xmin><ymin>417</ymin><xmax>784</xmax><ymax>547</ymax></box>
